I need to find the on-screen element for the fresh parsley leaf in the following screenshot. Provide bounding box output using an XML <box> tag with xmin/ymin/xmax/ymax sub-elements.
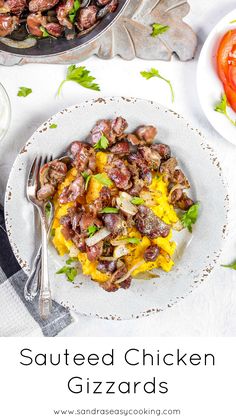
<box><xmin>56</xmin><ymin>266</ymin><xmax>77</xmax><ymax>282</ymax></box>
<box><xmin>151</xmin><ymin>23</ymin><xmax>169</xmax><ymax>37</ymax></box>
<box><xmin>17</xmin><ymin>86</ymin><xmax>32</xmax><ymax>98</ymax></box>
<box><xmin>221</xmin><ymin>261</ymin><xmax>236</xmax><ymax>270</ymax></box>
<box><xmin>100</xmin><ymin>207</ymin><xmax>119</xmax><ymax>214</ymax></box>
<box><xmin>131</xmin><ymin>197</ymin><xmax>144</xmax><ymax>205</ymax></box>
<box><xmin>140</xmin><ymin>67</ymin><xmax>174</xmax><ymax>103</ymax></box>
<box><xmin>214</xmin><ymin>94</ymin><xmax>236</xmax><ymax>126</ymax></box>
<box><xmin>57</xmin><ymin>65</ymin><xmax>100</xmax><ymax>96</ymax></box>
<box><xmin>230</xmin><ymin>19</ymin><xmax>236</xmax><ymax>23</ymax></box>
<box><xmin>181</xmin><ymin>202</ymin><xmax>200</xmax><ymax>233</ymax></box>
<box><xmin>49</xmin><ymin>123</ymin><xmax>57</xmax><ymax>129</ymax></box>
<box><xmin>45</xmin><ymin>202</ymin><xmax>51</xmax><ymax>218</ymax></box>
<box><xmin>68</xmin><ymin>0</ymin><xmax>80</xmax><ymax>23</ymax></box>
<box><xmin>127</xmin><ymin>237</ymin><xmax>141</xmax><ymax>244</ymax></box>
<box><xmin>93</xmin><ymin>173</ymin><xmax>112</xmax><ymax>187</ymax></box>
<box><xmin>40</xmin><ymin>26</ymin><xmax>50</xmax><ymax>38</ymax></box>
<box><xmin>66</xmin><ymin>257</ymin><xmax>78</xmax><ymax>265</ymax></box>
<box><xmin>87</xmin><ymin>225</ymin><xmax>100</xmax><ymax>237</ymax></box>
<box><xmin>81</xmin><ymin>171</ymin><xmax>91</xmax><ymax>190</ymax></box>
<box><xmin>94</xmin><ymin>133</ymin><xmax>109</xmax><ymax>150</ymax></box>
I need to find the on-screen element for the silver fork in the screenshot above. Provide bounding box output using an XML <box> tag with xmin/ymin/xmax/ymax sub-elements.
<box><xmin>24</xmin><ymin>201</ymin><xmax>54</xmax><ymax>302</ymax></box>
<box><xmin>26</xmin><ymin>155</ymin><xmax>53</xmax><ymax>320</ymax></box>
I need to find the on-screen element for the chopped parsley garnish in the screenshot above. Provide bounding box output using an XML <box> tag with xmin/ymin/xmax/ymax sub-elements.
<box><xmin>181</xmin><ymin>202</ymin><xmax>200</xmax><ymax>233</ymax></box>
<box><xmin>57</xmin><ymin>65</ymin><xmax>100</xmax><ymax>96</ymax></box>
<box><xmin>66</xmin><ymin>257</ymin><xmax>78</xmax><ymax>265</ymax></box>
<box><xmin>94</xmin><ymin>133</ymin><xmax>109</xmax><ymax>150</ymax></box>
<box><xmin>93</xmin><ymin>173</ymin><xmax>112</xmax><ymax>187</ymax></box>
<box><xmin>221</xmin><ymin>261</ymin><xmax>236</xmax><ymax>270</ymax></box>
<box><xmin>214</xmin><ymin>94</ymin><xmax>236</xmax><ymax>126</ymax></box>
<box><xmin>40</xmin><ymin>26</ymin><xmax>50</xmax><ymax>38</ymax></box>
<box><xmin>151</xmin><ymin>23</ymin><xmax>169</xmax><ymax>37</ymax></box>
<box><xmin>49</xmin><ymin>123</ymin><xmax>57</xmax><ymax>129</ymax></box>
<box><xmin>140</xmin><ymin>67</ymin><xmax>174</xmax><ymax>103</ymax></box>
<box><xmin>126</xmin><ymin>237</ymin><xmax>141</xmax><ymax>244</ymax></box>
<box><xmin>81</xmin><ymin>171</ymin><xmax>91</xmax><ymax>190</ymax></box>
<box><xmin>17</xmin><ymin>87</ymin><xmax>32</xmax><ymax>98</ymax></box>
<box><xmin>45</xmin><ymin>202</ymin><xmax>51</xmax><ymax>218</ymax></box>
<box><xmin>56</xmin><ymin>265</ymin><xmax>77</xmax><ymax>282</ymax></box>
<box><xmin>100</xmin><ymin>207</ymin><xmax>119</xmax><ymax>214</ymax></box>
<box><xmin>68</xmin><ymin>0</ymin><xmax>80</xmax><ymax>23</ymax></box>
<box><xmin>131</xmin><ymin>197</ymin><xmax>144</xmax><ymax>205</ymax></box>
<box><xmin>87</xmin><ymin>225</ymin><xmax>100</xmax><ymax>237</ymax></box>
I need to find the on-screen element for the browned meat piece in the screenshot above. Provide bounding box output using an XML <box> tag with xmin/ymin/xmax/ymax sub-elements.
<box><xmin>27</xmin><ymin>13</ymin><xmax>46</xmax><ymax>37</ymax></box>
<box><xmin>135</xmin><ymin>205</ymin><xmax>170</xmax><ymax>239</ymax></box>
<box><xmin>138</xmin><ymin>146</ymin><xmax>161</xmax><ymax>170</ymax></box>
<box><xmin>76</xmin><ymin>5</ymin><xmax>97</xmax><ymax>31</ymax></box>
<box><xmin>29</xmin><ymin>0</ymin><xmax>60</xmax><ymax>13</ymax></box>
<box><xmin>69</xmin><ymin>141</ymin><xmax>96</xmax><ymax>173</ymax></box>
<box><xmin>102</xmin><ymin>213</ymin><xmax>127</xmax><ymax>236</ymax></box>
<box><xmin>37</xmin><ymin>160</ymin><xmax>67</xmax><ymax>200</ymax></box>
<box><xmin>89</xmin><ymin>119</ymin><xmax>114</xmax><ymax>146</ymax></box>
<box><xmin>105</xmin><ymin>0</ymin><xmax>118</xmax><ymax>13</ymax></box>
<box><xmin>59</xmin><ymin>175</ymin><xmax>85</xmax><ymax>204</ymax></box>
<box><xmin>126</xmin><ymin>134</ymin><xmax>140</xmax><ymax>146</ymax></box>
<box><xmin>56</xmin><ymin>0</ymin><xmax>74</xmax><ymax>30</ymax></box>
<box><xmin>97</xmin><ymin>259</ymin><xmax>117</xmax><ymax>273</ymax></box>
<box><xmin>127</xmin><ymin>153</ymin><xmax>152</xmax><ymax>185</ymax></box>
<box><xmin>151</xmin><ymin>143</ymin><xmax>171</xmax><ymax>161</ymax></box>
<box><xmin>72</xmin><ymin>234</ymin><xmax>86</xmax><ymax>252</ymax></box>
<box><xmin>100</xmin><ymin>264</ymin><xmax>132</xmax><ymax>292</ymax></box>
<box><xmin>134</xmin><ymin>125</ymin><xmax>157</xmax><ymax>145</ymax></box>
<box><xmin>128</xmin><ymin>174</ymin><xmax>144</xmax><ymax>196</ymax></box>
<box><xmin>86</xmin><ymin>241</ymin><xmax>103</xmax><ymax>262</ymax></box>
<box><xmin>160</xmin><ymin>157</ymin><xmax>178</xmax><ymax>183</ymax></box>
<box><xmin>45</xmin><ymin>22</ymin><xmax>63</xmax><ymax>37</ymax></box>
<box><xmin>79</xmin><ymin>213</ymin><xmax>102</xmax><ymax>232</ymax></box>
<box><xmin>109</xmin><ymin>141</ymin><xmax>130</xmax><ymax>155</ymax></box>
<box><xmin>176</xmin><ymin>193</ymin><xmax>194</xmax><ymax>211</ymax></box>
<box><xmin>144</xmin><ymin>245</ymin><xmax>160</xmax><ymax>262</ymax></box>
<box><xmin>111</xmin><ymin>117</ymin><xmax>128</xmax><ymax>136</ymax></box>
<box><xmin>102</xmin><ymin>241</ymin><xmax>114</xmax><ymax>256</ymax></box>
<box><xmin>37</xmin><ymin>183</ymin><xmax>55</xmax><ymax>201</ymax></box>
<box><xmin>169</xmin><ymin>188</ymin><xmax>183</xmax><ymax>205</ymax></box>
<box><xmin>96</xmin><ymin>0</ymin><xmax>111</xmax><ymax>5</ymax></box>
<box><xmin>5</xmin><ymin>0</ymin><xmax>26</xmax><ymax>14</ymax></box>
<box><xmin>61</xmin><ymin>224</ymin><xmax>74</xmax><ymax>241</ymax></box>
<box><xmin>0</xmin><ymin>15</ymin><xmax>19</xmax><ymax>37</ymax></box>
<box><xmin>172</xmin><ymin>169</ymin><xmax>190</xmax><ymax>188</ymax></box>
<box><xmin>106</xmin><ymin>157</ymin><xmax>131</xmax><ymax>190</ymax></box>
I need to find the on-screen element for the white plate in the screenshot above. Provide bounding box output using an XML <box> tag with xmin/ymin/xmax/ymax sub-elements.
<box><xmin>5</xmin><ymin>97</ymin><xmax>228</xmax><ymax>319</ymax></box>
<box><xmin>197</xmin><ymin>9</ymin><xmax>236</xmax><ymax>144</ymax></box>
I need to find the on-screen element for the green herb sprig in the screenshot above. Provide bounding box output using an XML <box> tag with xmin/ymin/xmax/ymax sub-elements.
<box><xmin>221</xmin><ymin>261</ymin><xmax>236</xmax><ymax>270</ymax></box>
<box><xmin>100</xmin><ymin>207</ymin><xmax>119</xmax><ymax>214</ymax></box>
<box><xmin>68</xmin><ymin>0</ymin><xmax>80</xmax><ymax>23</ymax></box>
<box><xmin>131</xmin><ymin>197</ymin><xmax>144</xmax><ymax>205</ymax></box>
<box><xmin>87</xmin><ymin>225</ymin><xmax>100</xmax><ymax>237</ymax></box>
<box><xmin>93</xmin><ymin>173</ymin><xmax>112</xmax><ymax>187</ymax></box>
<box><xmin>81</xmin><ymin>171</ymin><xmax>91</xmax><ymax>190</ymax></box>
<box><xmin>56</xmin><ymin>265</ymin><xmax>77</xmax><ymax>282</ymax></box>
<box><xmin>214</xmin><ymin>94</ymin><xmax>236</xmax><ymax>126</ymax></box>
<box><xmin>17</xmin><ymin>87</ymin><xmax>32</xmax><ymax>97</ymax></box>
<box><xmin>140</xmin><ymin>68</ymin><xmax>174</xmax><ymax>103</ymax></box>
<box><xmin>181</xmin><ymin>202</ymin><xmax>200</xmax><ymax>233</ymax></box>
<box><xmin>151</xmin><ymin>23</ymin><xmax>169</xmax><ymax>37</ymax></box>
<box><xmin>57</xmin><ymin>65</ymin><xmax>100</xmax><ymax>96</ymax></box>
<box><xmin>94</xmin><ymin>133</ymin><xmax>109</xmax><ymax>150</ymax></box>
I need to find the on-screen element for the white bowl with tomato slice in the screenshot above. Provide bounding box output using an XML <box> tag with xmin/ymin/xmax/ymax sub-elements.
<box><xmin>197</xmin><ymin>9</ymin><xmax>236</xmax><ymax>144</ymax></box>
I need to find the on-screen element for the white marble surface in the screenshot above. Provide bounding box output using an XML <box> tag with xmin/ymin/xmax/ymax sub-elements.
<box><xmin>1</xmin><ymin>0</ymin><xmax>236</xmax><ymax>336</ymax></box>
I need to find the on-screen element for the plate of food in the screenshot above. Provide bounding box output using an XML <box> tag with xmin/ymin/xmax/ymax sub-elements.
<box><xmin>5</xmin><ymin>97</ymin><xmax>228</xmax><ymax>319</ymax></box>
<box><xmin>197</xmin><ymin>9</ymin><xmax>236</xmax><ymax>144</ymax></box>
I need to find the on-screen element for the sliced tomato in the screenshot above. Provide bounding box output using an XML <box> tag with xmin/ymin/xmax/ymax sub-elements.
<box><xmin>223</xmin><ymin>82</ymin><xmax>236</xmax><ymax>112</ymax></box>
<box><xmin>217</xmin><ymin>29</ymin><xmax>236</xmax><ymax>84</ymax></box>
<box><xmin>228</xmin><ymin>64</ymin><xmax>236</xmax><ymax>90</ymax></box>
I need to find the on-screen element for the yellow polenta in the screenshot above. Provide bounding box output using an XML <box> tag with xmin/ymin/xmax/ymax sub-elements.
<box><xmin>52</xmin><ymin>152</ymin><xmax>178</xmax><ymax>283</ymax></box>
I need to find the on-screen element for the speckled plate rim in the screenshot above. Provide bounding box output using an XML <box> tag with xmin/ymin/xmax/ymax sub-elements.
<box><xmin>4</xmin><ymin>97</ymin><xmax>229</xmax><ymax>320</ymax></box>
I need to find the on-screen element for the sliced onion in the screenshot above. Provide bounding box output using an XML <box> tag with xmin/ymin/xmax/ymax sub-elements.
<box><xmin>116</xmin><ymin>192</ymin><xmax>138</xmax><ymax>216</ymax></box>
<box><xmin>115</xmin><ymin>260</ymin><xmax>145</xmax><ymax>284</ymax></box>
<box><xmin>140</xmin><ymin>191</ymin><xmax>156</xmax><ymax>206</ymax></box>
<box><xmin>172</xmin><ymin>220</ymin><xmax>184</xmax><ymax>231</ymax></box>
<box><xmin>99</xmin><ymin>256</ymin><xmax>116</xmax><ymax>261</ymax></box>
<box><xmin>111</xmin><ymin>238</ymin><xmax>129</xmax><ymax>246</ymax></box>
<box><xmin>168</xmin><ymin>184</ymin><xmax>185</xmax><ymax>201</ymax></box>
<box><xmin>69</xmin><ymin>245</ymin><xmax>79</xmax><ymax>257</ymax></box>
<box><xmin>113</xmin><ymin>244</ymin><xmax>130</xmax><ymax>259</ymax></box>
<box><xmin>85</xmin><ymin>228</ymin><xmax>110</xmax><ymax>247</ymax></box>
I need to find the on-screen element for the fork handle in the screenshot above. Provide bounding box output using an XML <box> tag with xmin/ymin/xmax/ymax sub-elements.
<box><xmin>39</xmin><ymin>213</ymin><xmax>52</xmax><ymax>320</ymax></box>
<box><xmin>24</xmin><ymin>247</ymin><xmax>41</xmax><ymax>301</ymax></box>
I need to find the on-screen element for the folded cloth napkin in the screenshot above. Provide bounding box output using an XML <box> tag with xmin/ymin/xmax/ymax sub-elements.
<box><xmin>0</xmin><ymin>206</ymin><xmax>73</xmax><ymax>337</ymax></box>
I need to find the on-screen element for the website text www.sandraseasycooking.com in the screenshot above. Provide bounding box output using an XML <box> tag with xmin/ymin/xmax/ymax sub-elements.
<box><xmin>52</xmin><ymin>408</ymin><xmax>181</xmax><ymax>416</ymax></box>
